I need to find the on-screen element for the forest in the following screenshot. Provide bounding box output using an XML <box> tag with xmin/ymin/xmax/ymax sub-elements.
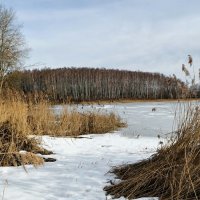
<box><xmin>5</xmin><ymin>67</ymin><xmax>187</xmax><ymax>102</ymax></box>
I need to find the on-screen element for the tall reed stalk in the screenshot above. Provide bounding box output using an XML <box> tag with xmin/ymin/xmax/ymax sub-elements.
<box><xmin>0</xmin><ymin>92</ymin><xmax>126</xmax><ymax>166</ymax></box>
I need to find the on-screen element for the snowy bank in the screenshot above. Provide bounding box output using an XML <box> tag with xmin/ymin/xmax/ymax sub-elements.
<box><xmin>0</xmin><ymin>133</ymin><xmax>160</xmax><ymax>200</ymax></box>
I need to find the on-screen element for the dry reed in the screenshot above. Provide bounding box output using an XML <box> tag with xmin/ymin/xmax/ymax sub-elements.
<box><xmin>0</xmin><ymin>98</ymin><xmax>48</xmax><ymax>166</ymax></box>
<box><xmin>28</xmin><ymin>102</ymin><xmax>126</xmax><ymax>137</ymax></box>
<box><xmin>0</xmin><ymin>92</ymin><xmax>125</xmax><ymax>166</ymax></box>
<box><xmin>104</xmin><ymin>103</ymin><xmax>200</xmax><ymax>199</ymax></box>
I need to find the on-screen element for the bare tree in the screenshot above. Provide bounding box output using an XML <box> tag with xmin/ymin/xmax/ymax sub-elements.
<box><xmin>8</xmin><ymin>67</ymin><xmax>185</xmax><ymax>102</ymax></box>
<box><xmin>0</xmin><ymin>6</ymin><xmax>28</xmax><ymax>92</ymax></box>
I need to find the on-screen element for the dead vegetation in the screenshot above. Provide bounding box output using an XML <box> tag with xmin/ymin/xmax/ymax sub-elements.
<box><xmin>27</xmin><ymin>101</ymin><xmax>125</xmax><ymax>137</ymax></box>
<box><xmin>0</xmin><ymin>98</ymin><xmax>51</xmax><ymax>167</ymax></box>
<box><xmin>0</xmin><ymin>93</ymin><xmax>125</xmax><ymax>166</ymax></box>
<box><xmin>104</xmin><ymin>103</ymin><xmax>200</xmax><ymax>200</ymax></box>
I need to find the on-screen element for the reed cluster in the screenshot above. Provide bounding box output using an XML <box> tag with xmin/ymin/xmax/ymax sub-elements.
<box><xmin>0</xmin><ymin>98</ymin><xmax>47</xmax><ymax>166</ymax></box>
<box><xmin>0</xmin><ymin>93</ymin><xmax>125</xmax><ymax>166</ymax></box>
<box><xmin>28</xmin><ymin>102</ymin><xmax>125</xmax><ymax>137</ymax></box>
<box><xmin>104</xmin><ymin>104</ymin><xmax>200</xmax><ymax>199</ymax></box>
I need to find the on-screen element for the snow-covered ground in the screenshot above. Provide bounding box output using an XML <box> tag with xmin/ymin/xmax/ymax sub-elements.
<box><xmin>0</xmin><ymin>134</ymin><xmax>160</xmax><ymax>200</ymax></box>
<box><xmin>0</xmin><ymin>102</ymin><xmax>179</xmax><ymax>200</ymax></box>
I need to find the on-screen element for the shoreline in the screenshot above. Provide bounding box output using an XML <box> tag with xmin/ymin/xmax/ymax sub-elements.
<box><xmin>76</xmin><ymin>98</ymin><xmax>200</xmax><ymax>105</ymax></box>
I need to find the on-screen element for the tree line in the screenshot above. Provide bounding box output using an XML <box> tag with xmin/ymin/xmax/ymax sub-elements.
<box><xmin>0</xmin><ymin>5</ymin><xmax>189</xmax><ymax>102</ymax></box>
<box><xmin>5</xmin><ymin>67</ymin><xmax>187</xmax><ymax>102</ymax></box>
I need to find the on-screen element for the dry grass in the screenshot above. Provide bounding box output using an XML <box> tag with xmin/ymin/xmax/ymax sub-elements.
<box><xmin>0</xmin><ymin>93</ymin><xmax>125</xmax><ymax>166</ymax></box>
<box><xmin>0</xmin><ymin>98</ymin><xmax>48</xmax><ymax>166</ymax></box>
<box><xmin>104</xmin><ymin>103</ymin><xmax>200</xmax><ymax>200</ymax></box>
<box><xmin>28</xmin><ymin>103</ymin><xmax>126</xmax><ymax>137</ymax></box>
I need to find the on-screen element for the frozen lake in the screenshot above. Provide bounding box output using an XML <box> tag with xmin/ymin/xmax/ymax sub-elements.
<box><xmin>94</xmin><ymin>101</ymin><xmax>177</xmax><ymax>137</ymax></box>
<box><xmin>53</xmin><ymin>101</ymin><xmax>184</xmax><ymax>138</ymax></box>
<box><xmin>0</xmin><ymin>100</ymin><xmax>195</xmax><ymax>200</ymax></box>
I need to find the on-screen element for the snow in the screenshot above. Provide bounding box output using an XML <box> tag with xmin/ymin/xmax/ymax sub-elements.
<box><xmin>0</xmin><ymin>101</ymin><xmax>177</xmax><ymax>200</ymax></box>
<box><xmin>0</xmin><ymin>133</ymin><xmax>161</xmax><ymax>200</ymax></box>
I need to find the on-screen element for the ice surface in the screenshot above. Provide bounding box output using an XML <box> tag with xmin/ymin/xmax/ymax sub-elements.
<box><xmin>0</xmin><ymin>101</ymin><xmax>184</xmax><ymax>200</ymax></box>
<box><xmin>53</xmin><ymin>101</ymin><xmax>180</xmax><ymax>137</ymax></box>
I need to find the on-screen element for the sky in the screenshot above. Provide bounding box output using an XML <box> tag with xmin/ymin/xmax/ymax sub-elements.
<box><xmin>2</xmin><ymin>0</ymin><xmax>200</xmax><ymax>79</ymax></box>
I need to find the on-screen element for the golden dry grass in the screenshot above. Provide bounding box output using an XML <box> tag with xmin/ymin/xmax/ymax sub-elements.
<box><xmin>28</xmin><ymin>102</ymin><xmax>126</xmax><ymax>136</ymax></box>
<box><xmin>0</xmin><ymin>93</ymin><xmax>125</xmax><ymax>166</ymax></box>
<box><xmin>104</xmin><ymin>104</ymin><xmax>200</xmax><ymax>200</ymax></box>
<box><xmin>0</xmin><ymin>98</ymin><xmax>46</xmax><ymax>166</ymax></box>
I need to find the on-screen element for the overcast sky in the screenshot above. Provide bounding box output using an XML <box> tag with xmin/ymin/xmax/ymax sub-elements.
<box><xmin>2</xmin><ymin>0</ymin><xmax>200</xmax><ymax>79</ymax></box>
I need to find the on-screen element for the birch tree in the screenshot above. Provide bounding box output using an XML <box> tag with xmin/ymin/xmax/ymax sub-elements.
<box><xmin>0</xmin><ymin>6</ymin><xmax>27</xmax><ymax>92</ymax></box>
